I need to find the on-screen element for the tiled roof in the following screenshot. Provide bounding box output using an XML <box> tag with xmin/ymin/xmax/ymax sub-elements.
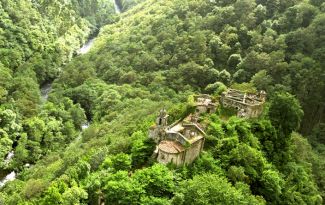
<box><xmin>158</xmin><ymin>140</ymin><xmax>185</xmax><ymax>154</ymax></box>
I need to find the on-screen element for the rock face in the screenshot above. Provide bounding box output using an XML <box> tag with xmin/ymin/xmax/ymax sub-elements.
<box><xmin>149</xmin><ymin>95</ymin><xmax>216</xmax><ymax>167</ymax></box>
<box><xmin>220</xmin><ymin>89</ymin><xmax>266</xmax><ymax>118</ymax></box>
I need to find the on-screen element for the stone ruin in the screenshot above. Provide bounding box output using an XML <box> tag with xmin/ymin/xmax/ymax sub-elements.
<box><xmin>193</xmin><ymin>94</ymin><xmax>217</xmax><ymax>114</ymax></box>
<box><xmin>148</xmin><ymin>91</ymin><xmax>267</xmax><ymax>167</ymax></box>
<box><xmin>220</xmin><ymin>89</ymin><xmax>266</xmax><ymax>118</ymax></box>
<box><xmin>149</xmin><ymin>95</ymin><xmax>217</xmax><ymax>167</ymax></box>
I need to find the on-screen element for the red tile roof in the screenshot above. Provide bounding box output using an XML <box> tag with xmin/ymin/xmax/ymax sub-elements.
<box><xmin>158</xmin><ymin>140</ymin><xmax>185</xmax><ymax>154</ymax></box>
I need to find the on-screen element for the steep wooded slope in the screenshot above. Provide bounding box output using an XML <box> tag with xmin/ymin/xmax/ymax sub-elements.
<box><xmin>0</xmin><ymin>0</ymin><xmax>324</xmax><ymax>204</ymax></box>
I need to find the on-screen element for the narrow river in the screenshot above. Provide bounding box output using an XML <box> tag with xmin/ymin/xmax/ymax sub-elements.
<box><xmin>78</xmin><ymin>39</ymin><xmax>95</xmax><ymax>55</ymax></box>
<box><xmin>40</xmin><ymin>0</ymin><xmax>122</xmax><ymax>101</ymax></box>
<box><xmin>0</xmin><ymin>152</ymin><xmax>16</xmax><ymax>187</ymax></box>
<box><xmin>1</xmin><ymin>1</ymin><xmax>122</xmax><ymax>188</ymax></box>
<box><xmin>114</xmin><ymin>0</ymin><xmax>122</xmax><ymax>14</ymax></box>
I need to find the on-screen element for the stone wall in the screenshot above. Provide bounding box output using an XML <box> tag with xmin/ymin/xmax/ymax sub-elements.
<box><xmin>221</xmin><ymin>96</ymin><xmax>264</xmax><ymax>118</ymax></box>
<box><xmin>184</xmin><ymin>139</ymin><xmax>204</xmax><ymax>164</ymax></box>
<box><xmin>165</xmin><ymin>132</ymin><xmax>188</xmax><ymax>146</ymax></box>
<box><xmin>157</xmin><ymin>150</ymin><xmax>184</xmax><ymax>166</ymax></box>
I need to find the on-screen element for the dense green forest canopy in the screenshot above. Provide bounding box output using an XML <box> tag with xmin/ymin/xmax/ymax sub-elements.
<box><xmin>0</xmin><ymin>0</ymin><xmax>325</xmax><ymax>204</ymax></box>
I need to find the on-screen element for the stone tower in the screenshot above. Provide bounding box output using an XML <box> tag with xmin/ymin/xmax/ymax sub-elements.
<box><xmin>259</xmin><ymin>90</ymin><xmax>267</xmax><ymax>102</ymax></box>
<box><xmin>156</xmin><ymin>108</ymin><xmax>168</xmax><ymax>127</ymax></box>
<box><xmin>149</xmin><ymin>109</ymin><xmax>169</xmax><ymax>143</ymax></box>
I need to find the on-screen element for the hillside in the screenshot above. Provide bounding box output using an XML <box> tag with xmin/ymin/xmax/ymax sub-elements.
<box><xmin>0</xmin><ymin>0</ymin><xmax>325</xmax><ymax>204</ymax></box>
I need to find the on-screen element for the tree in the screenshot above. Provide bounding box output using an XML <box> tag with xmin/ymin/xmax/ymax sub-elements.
<box><xmin>238</xmin><ymin>51</ymin><xmax>271</xmax><ymax>78</ymax></box>
<box><xmin>190</xmin><ymin>152</ymin><xmax>224</xmax><ymax>176</ymax></box>
<box><xmin>140</xmin><ymin>196</ymin><xmax>171</xmax><ymax>205</ymax></box>
<box><xmin>251</xmin><ymin>120</ymin><xmax>278</xmax><ymax>162</ymax></box>
<box><xmin>254</xmin><ymin>4</ymin><xmax>267</xmax><ymax>25</ymax></box>
<box><xmin>310</xmin><ymin>0</ymin><xmax>324</xmax><ymax>6</ymax></box>
<box><xmin>281</xmin><ymin>162</ymin><xmax>322</xmax><ymax>204</ymax></box>
<box><xmin>251</xmin><ymin>70</ymin><xmax>273</xmax><ymax>91</ymax></box>
<box><xmin>41</xmin><ymin>180</ymin><xmax>67</xmax><ymax>205</ymax></box>
<box><xmin>172</xmin><ymin>174</ymin><xmax>264</xmax><ymax>205</ymax></box>
<box><xmin>23</xmin><ymin>179</ymin><xmax>47</xmax><ymax>199</ymax></box>
<box><xmin>131</xmin><ymin>131</ymin><xmax>156</xmax><ymax>168</ymax></box>
<box><xmin>204</xmin><ymin>81</ymin><xmax>227</xmax><ymax>95</ymax></box>
<box><xmin>227</xmin><ymin>54</ymin><xmax>242</xmax><ymax>72</ymax></box>
<box><xmin>0</xmin><ymin>109</ymin><xmax>22</xmax><ymax>138</ymax></box>
<box><xmin>101</xmin><ymin>153</ymin><xmax>132</xmax><ymax>172</ymax></box>
<box><xmin>103</xmin><ymin>171</ymin><xmax>143</xmax><ymax>205</ymax></box>
<box><xmin>133</xmin><ymin>164</ymin><xmax>175</xmax><ymax>197</ymax></box>
<box><xmin>310</xmin><ymin>123</ymin><xmax>325</xmax><ymax>145</ymax></box>
<box><xmin>218</xmin><ymin>70</ymin><xmax>231</xmax><ymax>85</ymax></box>
<box><xmin>258</xmin><ymin>169</ymin><xmax>283</xmax><ymax>202</ymax></box>
<box><xmin>0</xmin><ymin>130</ymin><xmax>13</xmax><ymax>168</ymax></box>
<box><xmin>267</xmin><ymin>92</ymin><xmax>304</xmax><ymax>165</ymax></box>
<box><xmin>94</xmin><ymin>89</ymin><xmax>122</xmax><ymax>120</ymax></box>
<box><xmin>269</xmin><ymin>92</ymin><xmax>304</xmax><ymax>136</ymax></box>
<box><xmin>61</xmin><ymin>186</ymin><xmax>88</xmax><ymax>205</ymax></box>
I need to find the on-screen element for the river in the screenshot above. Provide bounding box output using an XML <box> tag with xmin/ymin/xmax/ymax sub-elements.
<box><xmin>40</xmin><ymin>0</ymin><xmax>121</xmax><ymax>100</ymax></box>
<box><xmin>0</xmin><ymin>31</ymin><xmax>94</xmax><ymax>190</ymax></box>
<box><xmin>114</xmin><ymin>0</ymin><xmax>122</xmax><ymax>14</ymax></box>
<box><xmin>1</xmin><ymin>0</ymin><xmax>122</xmax><ymax>188</ymax></box>
<box><xmin>0</xmin><ymin>171</ymin><xmax>16</xmax><ymax>187</ymax></box>
<box><xmin>77</xmin><ymin>39</ymin><xmax>95</xmax><ymax>55</ymax></box>
<box><xmin>0</xmin><ymin>152</ymin><xmax>16</xmax><ymax>187</ymax></box>
<box><xmin>40</xmin><ymin>82</ymin><xmax>52</xmax><ymax>102</ymax></box>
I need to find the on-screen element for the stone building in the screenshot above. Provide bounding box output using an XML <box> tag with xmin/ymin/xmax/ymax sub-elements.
<box><xmin>220</xmin><ymin>89</ymin><xmax>266</xmax><ymax>118</ymax></box>
<box><xmin>149</xmin><ymin>108</ymin><xmax>169</xmax><ymax>143</ymax></box>
<box><xmin>149</xmin><ymin>95</ymin><xmax>216</xmax><ymax>167</ymax></box>
<box><xmin>150</xmin><ymin>113</ymin><xmax>205</xmax><ymax>167</ymax></box>
<box><xmin>194</xmin><ymin>94</ymin><xmax>217</xmax><ymax>114</ymax></box>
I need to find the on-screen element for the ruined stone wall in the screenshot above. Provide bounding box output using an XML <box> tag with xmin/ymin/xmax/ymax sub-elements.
<box><xmin>157</xmin><ymin>150</ymin><xmax>184</xmax><ymax>166</ymax></box>
<box><xmin>149</xmin><ymin>128</ymin><xmax>163</xmax><ymax>143</ymax></box>
<box><xmin>184</xmin><ymin>139</ymin><xmax>203</xmax><ymax>164</ymax></box>
<box><xmin>221</xmin><ymin>96</ymin><xmax>264</xmax><ymax>118</ymax></box>
<box><xmin>166</xmin><ymin>132</ymin><xmax>188</xmax><ymax>146</ymax></box>
<box><xmin>246</xmin><ymin>105</ymin><xmax>263</xmax><ymax>118</ymax></box>
<box><xmin>196</xmin><ymin>105</ymin><xmax>208</xmax><ymax>114</ymax></box>
<box><xmin>195</xmin><ymin>105</ymin><xmax>215</xmax><ymax>114</ymax></box>
<box><xmin>221</xmin><ymin>97</ymin><xmax>246</xmax><ymax>110</ymax></box>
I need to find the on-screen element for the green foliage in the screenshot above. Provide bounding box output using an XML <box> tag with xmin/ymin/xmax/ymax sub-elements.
<box><xmin>103</xmin><ymin>171</ymin><xmax>143</xmax><ymax>205</ymax></box>
<box><xmin>140</xmin><ymin>196</ymin><xmax>171</xmax><ymax>205</ymax></box>
<box><xmin>230</xmin><ymin>82</ymin><xmax>257</xmax><ymax>93</ymax></box>
<box><xmin>204</xmin><ymin>114</ymin><xmax>322</xmax><ymax>203</ymax></box>
<box><xmin>131</xmin><ymin>131</ymin><xmax>156</xmax><ymax>168</ymax></box>
<box><xmin>173</xmin><ymin>173</ymin><xmax>264</xmax><ymax>205</ymax></box>
<box><xmin>23</xmin><ymin>179</ymin><xmax>48</xmax><ymax>199</ymax></box>
<box><xmin>190</xmin><ymin>152</ymin><xmax>224</xmax><ymax>176</ymax></box>
<box><xmin>110</xmin><ymin>153</ymin><xmax>132</xmax><ymax>171</ymax></box>
<box><xmin>1</xmin><ymin>0</ymin><xmax>324</xmax><ymax>204</ymax></box>
<box><xmin>218</xmin><ymin>106</ymin><xmax>238</xmax><ymax>119</ymax></box>
<box><xmin>251</xmin><ymin>120</ymin><xmax>279</xmax><ymax>162</ymax></box>
<box><xmin>251</xmin><ymin>70</ymin><xmax>273</xmax><ymax>91</ymax></box>
<box><xmin>269</xmin><ymin>92</ymin><xmax>304</xmax><ymax>136</ymax></box>
<box><xmin>205</xmin><ymin>82</ymin><xmax>227</xmax><ymax>95</ymax></box>
<box><xmin>134</xmin><ymin>164</ymin><xmax>175</xmax><ymax>197</ymax></box>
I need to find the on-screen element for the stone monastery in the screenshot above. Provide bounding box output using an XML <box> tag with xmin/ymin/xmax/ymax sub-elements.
<box><xmin>149</xmin><ymin>89</ymin><xmax>266</xmax><ymax>167</ymax></box>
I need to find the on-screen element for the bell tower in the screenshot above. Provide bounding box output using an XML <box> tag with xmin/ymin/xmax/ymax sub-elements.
<box><xmin>259</xmin><ymin>90</ymin><xmax>267</xmax><ymax>102</ymax></box>
<box><xmin>149</xmin><ymin>109</ymin><xmax>169</xmax><ymax>143</ymax></box>
<box><xmin>156</xmin><ymin>108</ymin><xmax>168</xmax><ymax>127</ymax></box>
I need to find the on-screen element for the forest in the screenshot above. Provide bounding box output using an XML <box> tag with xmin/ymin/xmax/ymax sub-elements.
<box><xmin>0</xmin><ymin>0</ymin><xmax>324</xmax><ymax>204</ymax></box>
